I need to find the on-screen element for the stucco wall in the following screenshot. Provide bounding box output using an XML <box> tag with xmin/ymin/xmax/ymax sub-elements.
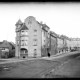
<box><xmin>50</xmin><ymin>36</ymin><xmax>57</xmax><ymax>55</ymax></box>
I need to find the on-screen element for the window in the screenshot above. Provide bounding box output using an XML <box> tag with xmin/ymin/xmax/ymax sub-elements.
<box><xmin>21</xmin><ymin>30</ymin><xmax>28</xmax><ymax>36</ymax></box>
<box><xmin>33</xmin><ymin>39</ymin><xmax>37</xmax><ymax>46</ymax></box>
<box><xmin>21</xmin><ymin>30</ymin><xmax>25</xmax><ymax>35</ymax></box>
<box><xmin>34</xmin><ymin>29</ymin><xmax>37</xmax><ymax>36</ymax></box>
<box><xmin>48</xmin><ymin>33</ymin><xmax>50</xmax><ymax>38</ymax></box>
<box><xmin>44</xmin><ymin>31</ymin><xmax>46</xmax><ymax>37</ymax></box>
<box><xmin>24</xmin><ymin>43</ymin><xmax>28</xmax><ymax>46</ymax></box>
<box><xmin>21</xmin><ymin>37</ymin><xmax>28</xmax><ymax>41</ymax></box>
<box><xmin>21</xmin><ymin>41</ymin><xmax>28</xmax><ymax>46</ymax></box>
<box><xmin>25</xmin><ymin>31</ymin><xmax>28</xmax><ymax>35</ymax></box>
<box><xmin>21</xmin><ymin>41</ymin><xmax>24</xmax><ymax>46</ymax></box>
<box><xmin>34</xmin><ymin>49</ymin><xmax>37</xmax><ymax>57</ymax></box>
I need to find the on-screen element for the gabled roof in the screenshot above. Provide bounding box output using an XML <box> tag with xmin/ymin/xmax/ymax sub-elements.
<box><xmin>0</xmin><ymin>40</ymin><xmax>15</xmax><ymax>49</ymax></box>
<box><xmin>0</xmin><ymin>40</ymin><xmax>10</xmax><ymax>48</ymax></box>
<box><xmin>16</xmin><ymin>23</ymin><xmax>29</xmax><ymax>32</ymax></box>
<box><xmin>15</xmin><ymin>19</ymin><xmax>23</xmax><ymax>26</ymax></box>
<box><xmin>20</xmin><ymin>23</ymin><xmax>28</xmax><ymax>30</ymax></box>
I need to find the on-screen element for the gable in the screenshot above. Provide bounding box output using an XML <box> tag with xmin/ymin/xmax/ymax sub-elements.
<box><xmin>20</xmin><ymin>24</ymin><xmax>29</xmax><ymax>30</ymax></box>
<box><xmin>16</xmin><ymin>23</ymin><xmax>29</xmax><ymax>32</ymax></box>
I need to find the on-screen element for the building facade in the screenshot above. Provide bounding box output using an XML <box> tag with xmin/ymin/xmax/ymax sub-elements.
<box><xmin>41</xmin><ymin>23</ymin><xmax>50</xmax><ymax>56</ymax></box>
<box><xmin>50</xmin><ymin>31</ymin><xmax>57</xmax><ymax>55</ymax></box>
<box><xmin>69</xmin><ymin>38</ymin><xmax>80</xmax><ymax>51</ymax></box>
<box><xmin>15</xmin><ymin>16</ymin><xmax>50</xmax><ymax>58</ymax></box>
<box><xmin>60</xmin><ymin>35</ymin><xmax>71</xmax><ymax>52</ymax></box>
<box><xmin>57</xmin><ymin>35</ymin><xmax>64</xmax><ymax>53</ymax></box>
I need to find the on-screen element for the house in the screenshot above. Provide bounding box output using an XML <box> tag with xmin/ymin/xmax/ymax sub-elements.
<box><xmin>15</xmin><ymin>16</ymin><xmax>50</xmax><ymax>58</ymax></box>
<box><xmin>0</xmin><ymin>40</ymin><xmax>15</xmax><ymax>58</ymax></box>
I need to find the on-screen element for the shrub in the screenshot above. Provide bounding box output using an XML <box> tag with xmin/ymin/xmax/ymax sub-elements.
<box><xmin>8</xmin><ymin>49</ymin><xmax>15</xmax><ymax>58</ymax></box>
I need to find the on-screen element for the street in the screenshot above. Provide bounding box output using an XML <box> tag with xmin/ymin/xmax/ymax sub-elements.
<box><xmin>0</xmin><ymin>51</ymin><xmax>80</xmax><ymax>78</ymax></box>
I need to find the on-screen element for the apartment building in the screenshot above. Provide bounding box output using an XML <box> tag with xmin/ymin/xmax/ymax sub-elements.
<box><xmin>50</xmin><ymin>31</ymin><xmax>57</xmax><ymax>55</ymax></box>
<box><xmin>15</xmin><ymin>16</ymin><xmax>50</xmax><ymax>58</ymax></box>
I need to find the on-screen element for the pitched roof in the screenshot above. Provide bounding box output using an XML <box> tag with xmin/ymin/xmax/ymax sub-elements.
<box><xmin>0</xmin><ymin>41</ymin><xmax>10</xmax><ymax>48</ymax></box>
<box><xmin>42</xmin><ymin>24</ymin><xmax>50</xmax><ymax>29</ymax></box>
<box><xmin>0</xmin><ymin>41</ymin><xmax>15</xmax><ymax>49</ymax></box>
<box><xmin>20</xmin><ymin>23</ymin><xmax>29</xmax><ymax>30</ymax></box>
<box><xmin>9</xmin><ymin>42</ymin><xmax>15</xmax><ymax>49</ymax></box>
<box><xmin>16</xmin><ymin>19</ymin><xmax>23</xmax><ymax>26</ymax></box>
<box><xmin>50</xmin><ymin>31</ymin><xmax>58</xmax><ymax>38</ymax></box>
<box><xmin>16</xmin><ymin>23</ymin><xmax>29</xmax><ymax>32</ymax></box>
<box><xmin>60</xmin><ymin>35</ymin><xmax>70</xmax><ymax>40</ymax></box>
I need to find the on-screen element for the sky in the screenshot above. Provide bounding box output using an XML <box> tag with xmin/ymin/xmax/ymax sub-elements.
<box><xmin>0</xmin><ymin>3</ymin><xmax>80</xmax><ymax>43</ymax></box>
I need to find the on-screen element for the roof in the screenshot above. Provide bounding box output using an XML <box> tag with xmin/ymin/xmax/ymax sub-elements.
<box><xmin>15</xmin><ymin>19</ymin><xmax>23</xmax><ymax>26</ymax></box>
<box><xmin>41</xmin><ymin>24</ymin><xmax>50</xmax><ymax>32</ymax></box>
<box><xmin>60</xmin><ymin>35</ymin><xmax>70</xmax><ymax>40</ymax></box>
<box><xmin>42</xmin><ymin>24</ymin><xmax>50</xmax><ymax>29</ymax></box>
<box><xmin>16</xmin><ymin>23</ymin><xmax>29</xmax><ymax>32</ymax></box>
<box><xmin>9</xmin><ymin>42</ymin><xmax>15</xmax><ymax>49</ymax></box>
<box><xmin>20</xmin><ymin>23</ymin><xmax>29</xmax><ymax>30</ymax></box>
<box><xmin>37</xmin><ymin>21</ymin><xmax>41</xmax><ymax>25</ymax></box>
<box><xmin>0</xmin><ymin>41</ymin><xmax>10</xmax><ymax>48</ymax></box>
<box><xmin>50</xmin><ymin>31</ymin><xmax>58</xmax><ymax>38</ymax></box>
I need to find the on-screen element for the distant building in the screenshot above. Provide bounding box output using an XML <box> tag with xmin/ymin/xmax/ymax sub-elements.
<box><xmin>0</xmin><ymin>40</ymin><xmax>15</xmax><ymax>58</ymax></box>
<box><xmin>41</xmin><ymin>23</ymin><xmax>50</xmax><ymax>57</ymax></box>
<box><xmin>15</xmin><ymin>16</ymin><xmax>50</xmax><ymax>58</ymax></box>
<box><xmin>70</xmin><ymin>38</ymin><xmax>80</xmax><ymax>48</ymax></box>
<box><xmin>57</xmin><ymin>35</ymin><xmax>64</xmax><ymax>53</ymax></box>
<box><xmin>50</xmin><ymin>31</ymin><xmax>57</xmax><ymax>55</ymax></box>
<box><xmin>60</xmin><ymin>35</ymin><xmax>71</xmax><ymax>52</ymax></box>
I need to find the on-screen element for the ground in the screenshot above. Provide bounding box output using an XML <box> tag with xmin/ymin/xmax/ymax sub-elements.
<box><xmin>0</xmin><ymin>51</ymin><xmax>80</xmax><ymax>78</ymax></box>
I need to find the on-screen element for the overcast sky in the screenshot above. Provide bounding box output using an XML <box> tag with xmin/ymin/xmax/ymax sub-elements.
<box><xmin>0</xmin><ymin>3</ymin><xmax>80</xmax><ymax>43</ymax></box>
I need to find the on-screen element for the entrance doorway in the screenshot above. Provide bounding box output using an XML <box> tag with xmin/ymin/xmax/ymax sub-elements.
<box><xmin>20</xmin><ymin>48</ymin><xmax>28</xmax><ymax>58</ymax></box>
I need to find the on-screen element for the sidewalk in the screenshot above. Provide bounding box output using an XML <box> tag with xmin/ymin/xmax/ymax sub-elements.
<box><xmin>0</xmin><ymin>57</ymin><xmax>43</xmax><ymax>64</ymax></box>
<box><xmin>42</xmin><ymin>51</ymin><xmax>80</xmax><ymax>60</ymax></box>
<box><xmin>0</xmin><ymin>51</ymin><xmax>80</xmax><ymax>64</ymax></box>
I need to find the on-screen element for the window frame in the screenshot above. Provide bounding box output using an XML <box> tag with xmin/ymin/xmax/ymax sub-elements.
<box><xmin>33</xmin><ymin>39</ymin><xmax>37</xmax><ymax>46</ymax></box>
<box><xmin>34</xmin><ymin>29</ymin><xmax>37</xmax><ymax>36</ymax></box>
